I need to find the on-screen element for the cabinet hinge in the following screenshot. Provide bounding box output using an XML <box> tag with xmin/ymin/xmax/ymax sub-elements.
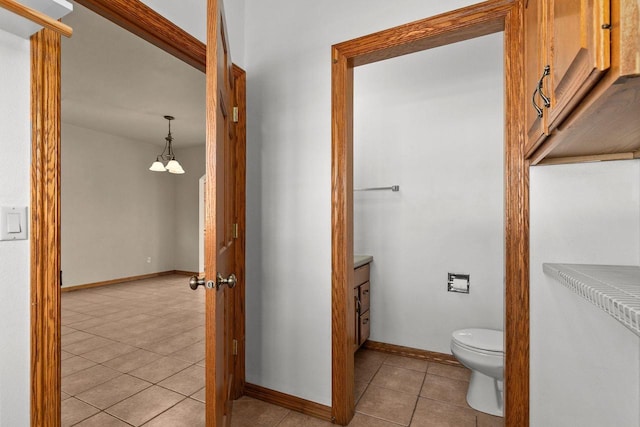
<box><xmin>232</xmin><ymin>339</ymin><xmax>238</xmax><ymax>356</ymax></box>
<box><xmin>232</xmin><ymin>107</ymin><xmax>239</xmax><ymax>123</ymax></box>
<box><xmin>232</xmin><ymin>223</ymin><xmax>238</xmax><ymax>239</ymax></box>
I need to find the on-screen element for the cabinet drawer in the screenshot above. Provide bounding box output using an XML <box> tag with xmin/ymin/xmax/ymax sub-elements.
<box><xmin>354</xmin><ymin>264</ymin><xmax>370</xmax><ymax>287</ymax></box>
<box><xmin>359</xmin><ymin>311</ymin><xmax>370</xmax><ymax>346</ymax></box>
<box><xmin>359</xmin><ymin>282</ymin><xmax>370</xmax><ymax>314</ymax></box>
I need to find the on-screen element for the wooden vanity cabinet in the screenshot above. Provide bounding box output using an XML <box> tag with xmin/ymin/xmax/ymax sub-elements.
<box><xmin>525</xmin><ymin>0</ymin><xmax>611</xmax><ymax>157</ymax></box>
<box><xmin>354</xmin><ymin>263</ymin><xmax>371</xmax><ymax>350</ymax></box>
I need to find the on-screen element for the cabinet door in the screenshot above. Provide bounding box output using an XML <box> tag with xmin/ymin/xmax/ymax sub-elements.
<box><xmin>359</xmin><ymin>311</ymin><xmax>370</xmax><ymax>346</ymax></box>
<box><xmin>525</xmin><ymin>0</ymin><xmax>548</xmax><ymax>155</ymax></box>
<box><xmin>547</xmin><ymin>0</ymin><xmax>610</xmax><ymax>129</ymax></box>
<box><xmin>354</xmin><ymin>287</ymin><xmax>360</xmax><ymax>350</ymax></box>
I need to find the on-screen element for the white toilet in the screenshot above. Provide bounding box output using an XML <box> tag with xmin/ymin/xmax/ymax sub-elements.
<box><xmin>450</xmin><ymin>328</ymin><xmax>504</xmax><ymax>417</ymax></box>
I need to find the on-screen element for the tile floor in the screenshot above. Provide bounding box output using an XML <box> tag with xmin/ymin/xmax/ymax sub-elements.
<box><xmin>62</xmin><ymin>275</ymin><xmax>503</xmax><ymax>426</ymax></box>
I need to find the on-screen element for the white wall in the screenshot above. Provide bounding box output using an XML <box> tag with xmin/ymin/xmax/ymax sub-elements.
<box><xmin>61</xmin><ymin>123</ymin><xmax>177</xmax><ymax>286</ymax></box>
<box><xmin>353</xmin><ymin>33</ymin><xmax>504</xmax><ymax>354</ymax></box>
<box><xmin>174</xmin><ymin>144</ymin><xmax>206</xmax><ymax>272</ymax></box>
<box><xmin>62</xmin><ymin>124</ymin><xmax>205</xmax><ymax>286</ymax></box>
<box><xmin>244</xmin><ymin>0</ymin><xmax>494</xmax><ymax>405</ymax></box>
<box><xmin>140</xmin><ymin>0</ymin><xmax>246</xmax><ymax>67</ymax></box>
<box><xmin>0</xmin><ymin>28</ymin><xmax>31</xmax><ymax>427</ymax></box>
<box><xmin>530</xmin><ymin>160</ymin><xmax>640</xmax><ymax>427</ymax></box>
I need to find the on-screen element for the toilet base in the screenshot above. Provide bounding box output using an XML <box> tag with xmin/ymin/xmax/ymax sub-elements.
<box><xmin>466</xmin><ymin>370</ymin><xmax>503</xmax><ymax>417</ymax></box>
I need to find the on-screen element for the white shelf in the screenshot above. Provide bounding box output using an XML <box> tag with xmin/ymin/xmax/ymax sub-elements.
<box><xmin>0</xmin><ymin>0</ymin><xmax>72</xmax><ymax>39</ymax></box>
<box><xmin>543</xmin><ymin>263</ymin><xmax>640</xmax><ymax>337</ymax></box>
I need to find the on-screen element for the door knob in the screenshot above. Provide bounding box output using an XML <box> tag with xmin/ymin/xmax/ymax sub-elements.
<box><xmin>189</xmin><ymin>276</ymin><xmax>215</xmax><ymax>290</ymax></box>
<box><xmin>216</xmin><ymin>273</ymin><xmax>237</xmax><ymax>290</ymax></box>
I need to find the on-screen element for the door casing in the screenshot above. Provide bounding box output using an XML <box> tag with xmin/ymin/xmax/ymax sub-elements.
<box><xmin>29</xmin><ymin>1</ymin><xmax>246</xmax><ymax>424</ymax></box>
<box><xmin>331</xmin><ymin>1</ymin><xmax>528</xmax><ymax>425</ymax></box>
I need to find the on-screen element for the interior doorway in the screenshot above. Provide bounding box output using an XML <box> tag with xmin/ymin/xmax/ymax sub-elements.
<box><xmin>29</xmin><ymin>1</ymin><xmax>247</xmax><ymax>424</ymax></box>
<box><xmin>330</xmin><ymin>1</ymin><xmax>528</xmax><ymax>426</ymax></box>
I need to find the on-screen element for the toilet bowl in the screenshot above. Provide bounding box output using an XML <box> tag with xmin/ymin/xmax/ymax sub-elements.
<box><xmin>450</xmin><ymin>328</ymin><xmax>504</xmax><ymax>417</ymax></box>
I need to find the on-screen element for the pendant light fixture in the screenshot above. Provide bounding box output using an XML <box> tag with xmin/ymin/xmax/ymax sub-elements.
<box><xmin>149</xmin><ymin>115</ymin><xmax>185</xmax><ymax>174</ymax></box>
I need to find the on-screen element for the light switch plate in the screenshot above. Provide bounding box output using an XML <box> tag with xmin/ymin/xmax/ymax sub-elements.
<box><xmin>0</xmin><ymin>206</ymin><xmax>28</xmax><ymax>241</ymax></box>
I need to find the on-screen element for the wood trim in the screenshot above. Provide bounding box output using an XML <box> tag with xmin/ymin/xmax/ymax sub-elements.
<box><xmin>0</xmin><ymin>0</ymin><xmax>73</xmax><ymax>37</ymax></box>
<box><xmin>60</xmin><ymin>271</ymin><xmax>178</xmax><ymax>292</ymax></box>
<box><xmin>333</xmin><ymin>0</ymin><xmax>513</xmax><ymax>67</ymax></box>
<box><xmin>331</xmin><ymin>43</ymin><xmax>355</xmax><ymax>426</ymax></box>
<box><xmin>74</xmin><ymin>0</ymin><xmax>206</xmax><ymax>72</ymax></box>
<box><xmin>244</xmin><ymin>383</ymin><xmax>333</xmax><ymax>422</ymax></box>
<box><xmin>173</xmin><ymin>270</ymin><xmax>199</xmax><ymax>277</ymax></box>
<box><xmin>538</xmin><ymin>152</ymin><xmax>635</xmax><ymax>165</ymax></box>
<box><xmin>503</xmin><ymin>3</ymin><xmax>529</xmax><ymax>425</ymax></box>
<box><xmin>30</xmin><ymin>27</ymin><xmax>62</xmax><ymax>427</ymax></box>
<box><xmin>232</xmin><ymin>64</ymin><xmax>247</xmax><ymax>400</ymax></box>
<box><xmin>331</xmin><ymin>1</ymin><xmax>529</xmax><ymax>425</ymax></box>
<box><xmin>362</xmin><ymin>341</ymin><xmax>463</xmax><ymax>367</ymax></box>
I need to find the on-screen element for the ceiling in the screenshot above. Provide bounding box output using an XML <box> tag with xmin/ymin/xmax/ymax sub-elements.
<box><xmin>61</xmin><ymin>3</ymin><xmax>206</xmax><ymax>147</ymax></box>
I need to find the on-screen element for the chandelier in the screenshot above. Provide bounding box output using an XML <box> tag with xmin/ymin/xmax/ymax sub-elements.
<box><xmin>149</xmin><ymin>115</ymin><xmax>185</xmax><ymax>174</ymax></box>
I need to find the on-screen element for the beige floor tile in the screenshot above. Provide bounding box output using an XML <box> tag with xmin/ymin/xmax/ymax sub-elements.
<box><xmin>355</xmin><ymin>363</ymin><xmax>378</xmax><ymax>384</ymax></box>
<box><xmin>61</xmin><ymin>330</ymin><xmax>94</xmax><ymax>346</ymax></box>
<box><xmin>129</xmin><ymin>357</ymin><xmax>192</xmax><ymax>383</ymax></box>
<box><xmin>354</xmin><ymin>380</ymin><xmax>369</xmax><ymax>403</ymax></box>
<box><xmin>61</xmin><ymin>397</ymin><xmax>100</xmax><ymax>427</ymax></box>
<box><xmin>356</xmin><ymin>385</ymin><xmax>418</xmax><ymax>426</ymax></box>
<box><xmin>169</xmin><ymin>341</ymin><xmax>205</xmax><ymax>363</ymax></box>
<box><xmin>62</xmin><ymin>365</ymin><xmax>122</xmax><ymax>395</ymax></box>
<box><xmin>410</xmin><ymin>397</ymin><xmax>476</xmax><ymax>427</ymax></box>
<box><xmin>139</xmin><ymin>332</ymin><xmax>203</xmax><ymax>355</ymax></box>
<box><xmin>61</xmin><ymin>350</ymin><xmax>75</xmax><ymax>361</ymax></box>
<box><xmin>106</xmin><ymin>385</ymin><xmax>184</xmax><ymax>426</ymax></box>
<box><xmin>277</xmin><ymin>411</ymin><xmax>334</xmax><ymax>426</ymax></box>
<box><xmin>427</xmin><ymin>363</ymin><xmax>471</xmax><ymax>382</ymax></box>
<box><xmin>158</xmin><ymin>364</ymin><xmax>205</xmax><ymax>396</ymax></box>
<box><xmin>103</xmin><ymin>349</ymin><xmax>164</xmax><ymax>373</ymax></box>
<box><xmin>62</xmin><ymin>312</ymin><xmax>96</xmax><ymax>326</ymax></box>
<box><xmin>383</xmin><ymin>355</ymin><xmax>429</xmax><ymax>373</ymax></box>
<box><xmin>355</xmin><ymin>349</ymin><xmax>388</xmax><ymax>371</ymax></box>
<box><xmin>64</xmin><ymin>336</ymin><xmax>117</xmax><ymax>356</ymax></box>
<box><xmin>62</xmin><ymin>356</ymin><xmax>97</xmax><ymax>377</ymax></box>
<box><xmin>61</xmin><ymin>392</ymin><xmax>72</xmax><ymax>401</ymax></box>
<box><xmin>347</xmin><ymin>413</ymin><xmax>405</xmax><ymax>426</ymax></box>
<box><xmin>66</xmin><ymin>316</ymin><xmax>112</xmax><ymax>331</ymax></box>
<box><xmin>370</xmin><ymin>365</ymin><xmax>425</xmax><ymax>395</ymax></box>
<box><xmin>74</xmin><ymin>412</ymin><xmax>131</xmax><ymax>426</ymax></box>
<box><xmin>230</xmin><ymin>396</ymin><xmax>289</xmax><ymax>427</ymax></box>
<box><xmin>191</xmin><ymin>387</ymin><xmax>205</xmax><ymax>403</ymax></box>
<box><xmin>61</xmin><ymin>326</ymin><xmax>77</xmax><ymax>336</ymax></box>
<box><xmin>476</xmin><ymin>411</ymin><xmax>504</xmax><ymax>427</ymax></box>
<box><xmin>143</xmin><ymin>397</ymin><xmax>205</xmax><ymax>426</ymax></box>
<box><xmin>81</xmin><ymin>342</ymin><xmax>138</xmax><ymax>364</ymax></box>
<box><xmin>420</xmin><ymin>374</ymin><xmax>470</xmax><ymax>409</ymax></box>
<box><xmin>75</xmin><ymin>374</ymin><xmax>152</xmax><ymax>409</ymax></box>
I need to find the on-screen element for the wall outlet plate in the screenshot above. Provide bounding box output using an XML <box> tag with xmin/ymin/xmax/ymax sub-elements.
<box><xmin>0</xmin><ymin>206</ymin><xmax>28</xmax><ymax>241</ymax></box>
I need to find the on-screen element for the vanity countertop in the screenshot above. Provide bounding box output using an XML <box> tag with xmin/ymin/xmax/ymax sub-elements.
<box><xmin>543</xmin><ymin>263</ymin><xmax>640</xmax><ymax>337</ymax></box>
<box><xmin>354</xmin><ymin>255</ymin><xmax>373</xmax><ymax>269</ymax></box>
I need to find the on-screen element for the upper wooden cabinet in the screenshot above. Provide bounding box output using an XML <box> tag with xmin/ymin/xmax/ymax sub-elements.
<box><xmin>526</xmin><ymin>0</ymin><xmax>640</xmax><ymax>163</ymax></box>
<box><xmin>525</xmin><ymin>0</ymin><xmax>610</xmax><ymax>156</ymax></box>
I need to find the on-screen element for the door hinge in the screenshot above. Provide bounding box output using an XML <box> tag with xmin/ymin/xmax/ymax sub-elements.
<box><xmin>232</xmin><ymin>339</ymin><xmax>238</xmax><ymax>356</ymax></box>
<box><xmin>232</xmin><ymin>107</ymin><xmax>239</xmax><ymax>123</ymax></box>
<box><xmin>232</xmin><ymin>223</ymin><xmax>238</xmax><ymax>239</ymax></box>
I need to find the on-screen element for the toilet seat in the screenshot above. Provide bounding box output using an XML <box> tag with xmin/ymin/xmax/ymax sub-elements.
<box><xmin>452</xmin><ymin>328</ymin><xmax>503</xmax><ymax>354</ymax></box>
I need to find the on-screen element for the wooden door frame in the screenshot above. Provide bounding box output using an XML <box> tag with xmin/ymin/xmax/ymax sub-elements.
<box><xmin>30</xmin><ymin>1</ymin><xmax>246</xmax><ymax>424</ymax></box>
<box><xmin>331</xmin><ymin>0</ymin><xmax>528</xmax><ymax>426</ymax></box>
